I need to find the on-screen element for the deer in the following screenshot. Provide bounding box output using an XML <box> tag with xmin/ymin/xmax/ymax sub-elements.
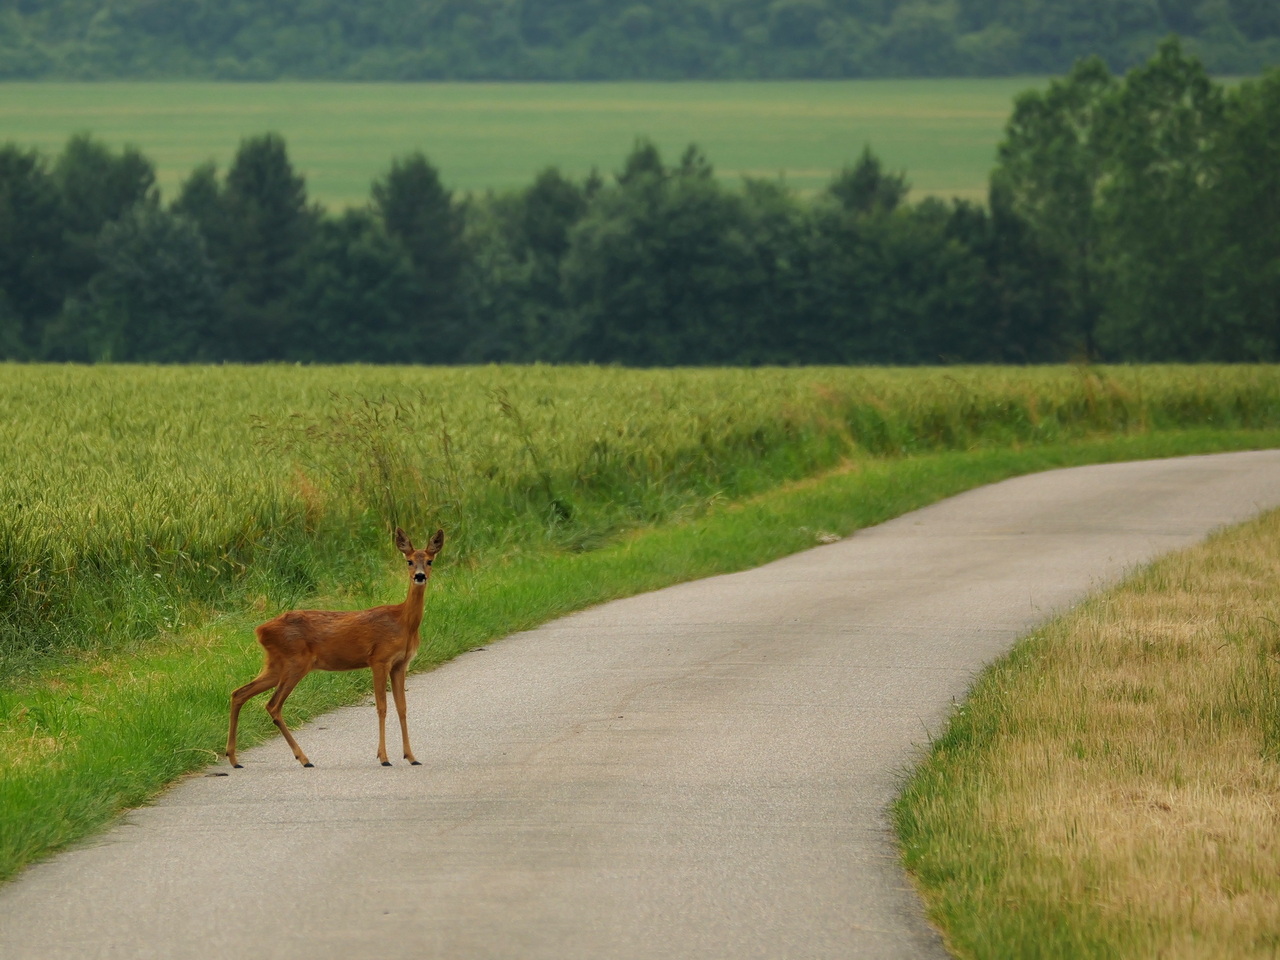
<box><xmin>226</xmin><ymin>527</ymin><xmax>445</xmax><ymax>769</ymax></box>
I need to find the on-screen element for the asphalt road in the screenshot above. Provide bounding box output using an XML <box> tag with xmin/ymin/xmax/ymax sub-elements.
<box><xmin>3</xmin><ymin>451</ymin><xmax>1280</xmax><ymax>960</ymax></box>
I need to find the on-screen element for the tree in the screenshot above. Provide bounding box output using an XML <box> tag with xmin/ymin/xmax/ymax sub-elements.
<box><xmin>562</xmin><ymin>142</ymin><xmax>759</xmax><ymax>365</ymax></box>
<box><xmin>51</xmin><ymin>133</ymin><xmax>158</xmax><ymax>300</ymax></box>
<box><xmin>458</xmin><ymin>195</ymin><xmax>546</xmax><ymax>362</ymax></box>
<box><xmin>459</xmin><ymin>166</ymin><xmax>594</xmax><ymax>362</ymax></box>
<box><xmin>1202</xmin><ymin>66</ymin><xmax>1280</xmax><ymax>359</ymax></box>
<box><xmin>63</xmin><ymin>205</ymin><xmax>222</xmax><ymax>362</ymax></box>
<box><xmin>4</xmin><ymin>0</ymin><xmax>1280</xmax><ymax>79</ymax></box>
<box><xmin>171</xmin><ymin>160</ymin><xmax>231</xmax><ymax>258</ymax></box>
<box><xmin>731</xmin><ymin>176</ymin><xmax>813</xmax><ymax>364</ymax></box>
<box><xmin>292</xmin><ymin>209</ymin><xmax>422</xmax><ymax>363</ymax></box>
<box><xmin>215</xmin><ymin>133</ymin><xmax>317</xmax><ymax>360</ymax></box>
<box><xmin>1229</xmin><ymin>0</ymin><xmax>1280</xmax><ymax>40</ymax></box>
<box><xmin>991</xmin><ymin>55</ymin><xmax>1117</xmax><ymax>357</ymax></box>
<box><xmin>826</xmin><ymin>146</ymin><xmax>909</xmax><ymax>217</ymax></box>
<box><xmin>805</xmin><ymin>194</ymin><xmax>991</xmax><ymax>364</ymax></box>
<box><xmin>1093</xmin><ymin>38</ymin><xmax>1227</xmax><ymax>359</ymax></box>
<box><xmin>0</xmin><ymin>145</ymin><xmax>64</xmax><ymax>357</ymax></box>
<box><xmin>371</xmin><ymin>152</ymin><xmax>466</xmax><ymax>359</ymax></box>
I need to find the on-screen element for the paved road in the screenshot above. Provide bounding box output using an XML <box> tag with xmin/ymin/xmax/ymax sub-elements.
<box><xmin>3</xmin><ymin>452</ymin><xmax>1280</xmax><ymax>960</ymax></box>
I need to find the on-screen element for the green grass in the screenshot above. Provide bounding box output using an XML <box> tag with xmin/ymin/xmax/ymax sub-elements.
<box><xmin>3</xmin><ymin>363</ymin><xmax>1280</xmax><ymax>888</ymax></box>
<box><xmin>0</xmin><ymin>79</ymin><xmax>1040</xmax><ymax>204</ymax></box>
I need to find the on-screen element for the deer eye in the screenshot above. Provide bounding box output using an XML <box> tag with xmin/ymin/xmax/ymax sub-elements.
<box><xmin>426</xmin><ymin>559</ymin><xmax>433</xmax><ymax>566</ymax></box>
<box><xmin>407</xmin><ymin>559</ymin><xmax>413</xmax><ymax>565</ymax></box>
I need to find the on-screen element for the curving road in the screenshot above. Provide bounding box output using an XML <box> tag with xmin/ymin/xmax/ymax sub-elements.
<box><xmin>3</xmin><ymin>451</ymin><xmax>1280</xmax><ymax>960</ymax></box>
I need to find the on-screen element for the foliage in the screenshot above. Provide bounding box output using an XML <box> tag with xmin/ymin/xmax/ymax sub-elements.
<box><xmin>0</xmin><ymin>145</ymin><xmax>63</xmax><ymax>356</ymax></box>
<box><xmin>1203</xmin><ymin>68</ymin><xmax>1280</xmax><ymax>361</ymax></box>
<box><xmin>990</xmin><ymin>40</ymin><xmax>1280</xmax><ymax>362</ymax></box>
<box><xmin>50</xmin><ymin>133</ymin><xmax>158</xmax><ymax>308</ymax></box>
<box><xmin>371</xmin><ymin>152</ymin><xmax>467</xmax><ymax>359</ymax></box>
<box><xmin>1093</xmin><ymin>41</ymin><xmax>1227</xmax><ymax>360</ymax></box>
<box><xmin>0</xmin><ymin>0</ymin><xmax>1276</xmax><ymax>80</ymax></box>
<box><xmin>63</xmin><ymin>205</ymin><xmax>222</xmax><ymax>362</ymax></box>
<box><xmin>992</xmin><ymin>55</ymin><xmax>1116</xmax><ymax>356</ymax></box>
<box><xmin>561</xmin><ymin>143</ymin><xmax>762</xmax><ymax>364</ymax></box>
<box><xmin>214</xmin><ymin>133</ymin><xmax>320</xmax><ymax>361</ymax></box>
<box><xmin>291</xmin><ymin>209</ymin><xmax>422</xmax><ymax>364</ymax></box>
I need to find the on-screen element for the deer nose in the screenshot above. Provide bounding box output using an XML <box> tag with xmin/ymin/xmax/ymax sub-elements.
<box><xmin>414</xmin><ymin>572</ymin><xmax>428</xmax><ymax>583</ymax></box>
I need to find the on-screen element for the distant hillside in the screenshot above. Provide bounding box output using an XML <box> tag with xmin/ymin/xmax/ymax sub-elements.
<box><xmin>1</xmin><ymin>0</ymin><xmax>1277</xmax><ymax>80</ymax></box>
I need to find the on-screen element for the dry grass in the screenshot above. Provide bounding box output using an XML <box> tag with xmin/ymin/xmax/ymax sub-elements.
<box><xmin>897</xmin><ymin>508</ymin><xmax>1280</xmax><ymax>959</ymax></box>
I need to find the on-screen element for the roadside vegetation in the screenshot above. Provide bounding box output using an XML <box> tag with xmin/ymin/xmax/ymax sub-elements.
<box><xmin>895</xmin><ymin>505</ymin><xmax>1280</xmax><ymax>959</ymax></box>
<box><xmin>3</xmin><ymin>362</ymin><xmax>1280</xmax><ymax>886</ymax></box>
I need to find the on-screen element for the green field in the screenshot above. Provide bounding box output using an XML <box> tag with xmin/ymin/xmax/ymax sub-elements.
<box><xmin>0</xmin><ymin>79</ymin><xmax>1041</xmax><ymax>205</ymax></box>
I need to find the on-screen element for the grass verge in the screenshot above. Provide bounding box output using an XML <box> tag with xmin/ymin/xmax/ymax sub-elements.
<box><xmin>895</xmin><ymin>460</ymin><xmax>1280</xmax><ymax>959</ymax></box>
<box><xmin>1</xmin><ymin>426</ymin><xmax>1278</xmax><ymax>888</ymax></box>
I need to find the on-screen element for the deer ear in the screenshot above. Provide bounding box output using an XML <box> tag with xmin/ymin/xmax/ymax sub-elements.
<box><xmin>394</xmin><ymin>527</ymin><xmax>413</xmax><ymax>554</ymax></box>
<box><xmin>428</xmin><ymin>528</ymin><xmax>445</xmax><ymax>553</ymax></box>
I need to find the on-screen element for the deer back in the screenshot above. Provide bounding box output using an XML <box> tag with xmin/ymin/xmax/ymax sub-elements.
<box><xmin>256</xmin><ymin>604</ymin><xmax>415</xmax><ymax>672</ymax></box>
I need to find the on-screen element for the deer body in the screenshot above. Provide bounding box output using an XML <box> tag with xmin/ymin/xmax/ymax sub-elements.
<box><xmin>226</xmin><ymin>527</ymin><xmax>444</xmax><ymax>768</ymax></box>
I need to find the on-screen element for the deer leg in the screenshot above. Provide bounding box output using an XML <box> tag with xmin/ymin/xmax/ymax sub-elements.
<box><xmin>227</xmin><ymin>669</ymin><xmax>280</xmax><ymax>768</ymax></box>
<box><xmin>264</xmin><ymin>669</ymin><xmax>313</xmax><ymax>767</ymax></box>
<box><xmin>390</xmin><ymin>662</ymin><xmax>419</xmax><ymax>765</ymax></box>
<box><xmin>372</xmin><ymin>661</ymin><xmax>392</xmax><ymax>766</ymax></box>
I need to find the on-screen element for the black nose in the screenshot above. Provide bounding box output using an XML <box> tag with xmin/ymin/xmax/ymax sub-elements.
<box><xmin>414</xmin><ymin>572</ymin><xmax>427</xmax><ymax>583</ymax></box>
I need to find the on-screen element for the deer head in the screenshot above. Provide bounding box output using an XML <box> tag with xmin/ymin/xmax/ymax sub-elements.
<box><xmin>395</xmin><ymin>526</ymin><xmax>445</xmax><ymax>585</ymax></box>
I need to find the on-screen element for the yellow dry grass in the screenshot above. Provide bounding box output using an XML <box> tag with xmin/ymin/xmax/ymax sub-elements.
<box><xmin>900</xmin><ymin>508</ymin><xmax>1280</xmax><ymax>959</ymax></box>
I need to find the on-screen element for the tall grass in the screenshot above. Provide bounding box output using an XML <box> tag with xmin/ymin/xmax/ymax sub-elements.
<box><xmin>5</xmin><ymin>364</ymin><xmax>1280</xmax><ymax>679</ymax></box>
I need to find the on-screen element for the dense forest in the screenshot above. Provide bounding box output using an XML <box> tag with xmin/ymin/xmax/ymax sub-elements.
<box><xmin>1</xmin><ymin>0</ymin><xmax>1277</xmax><ymax>80</ymax></box>
<box><xmin>1</xmin><ymin>41</ymin><xmax>1277</xmax><ymax>365</ymax></box>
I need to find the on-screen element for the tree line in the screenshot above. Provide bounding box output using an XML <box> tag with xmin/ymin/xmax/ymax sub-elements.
<box><xmin>1</xmin><ymin>41</ymin><xmax>1277</xmax><ymax>366</ymax></box>
<box><xmin>1</xmin><ymin>0</ymin><xmax>1277</xmax><ymax>81</ymax></box>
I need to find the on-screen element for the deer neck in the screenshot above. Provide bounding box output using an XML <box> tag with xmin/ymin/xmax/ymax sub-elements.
<box><xmin>400</xmin><ymin>581</ymin><xmax>427</xmax><ymax>635</ymax></box>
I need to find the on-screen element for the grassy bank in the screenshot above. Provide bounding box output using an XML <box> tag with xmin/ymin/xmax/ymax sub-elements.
<box><xmin>3</xmin><ymin>364</ymin><xmax>1280</xmax><ymax>885</ymax></box>
<box><xmin>895</xmin><ymin>503</ymin><xmax>1280</xmax><ymax>958</ymax></box>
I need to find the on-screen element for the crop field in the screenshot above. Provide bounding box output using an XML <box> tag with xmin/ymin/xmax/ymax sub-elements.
<box><xmin>4</xmin><ymin>362</ymin><xmax>1280</xmax><ymax>676</ymax></box>
<box><xmin>0</xmin><ymin>79</ymin><xmax>1039</xmax><ymax>205</ymax></box>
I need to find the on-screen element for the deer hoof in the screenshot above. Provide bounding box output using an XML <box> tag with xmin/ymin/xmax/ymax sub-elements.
<box><xmin>381</xmin><ymin>760</ymin><xmax>392</xmax><ymax>767</ymax></box>
<box><xmin>232</xmin><ymin>763</ymin><xmax>243</xmax><ymax>769</ymax></box>
<box><xmin>303</xmin><ymin>762</ymin><xmax>315</xmax><ymax>768</ymax></box>
<box><xmin>409</xmin><ymin>760</ymin><xmax>422</xmax><ymax>766</ymax></box>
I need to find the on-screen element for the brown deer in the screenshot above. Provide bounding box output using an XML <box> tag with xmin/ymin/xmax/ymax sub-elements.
<box><xmin>226</xmin><ymin>527</ymin><xmax>445</xmax><ymax>768</ymax></box>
